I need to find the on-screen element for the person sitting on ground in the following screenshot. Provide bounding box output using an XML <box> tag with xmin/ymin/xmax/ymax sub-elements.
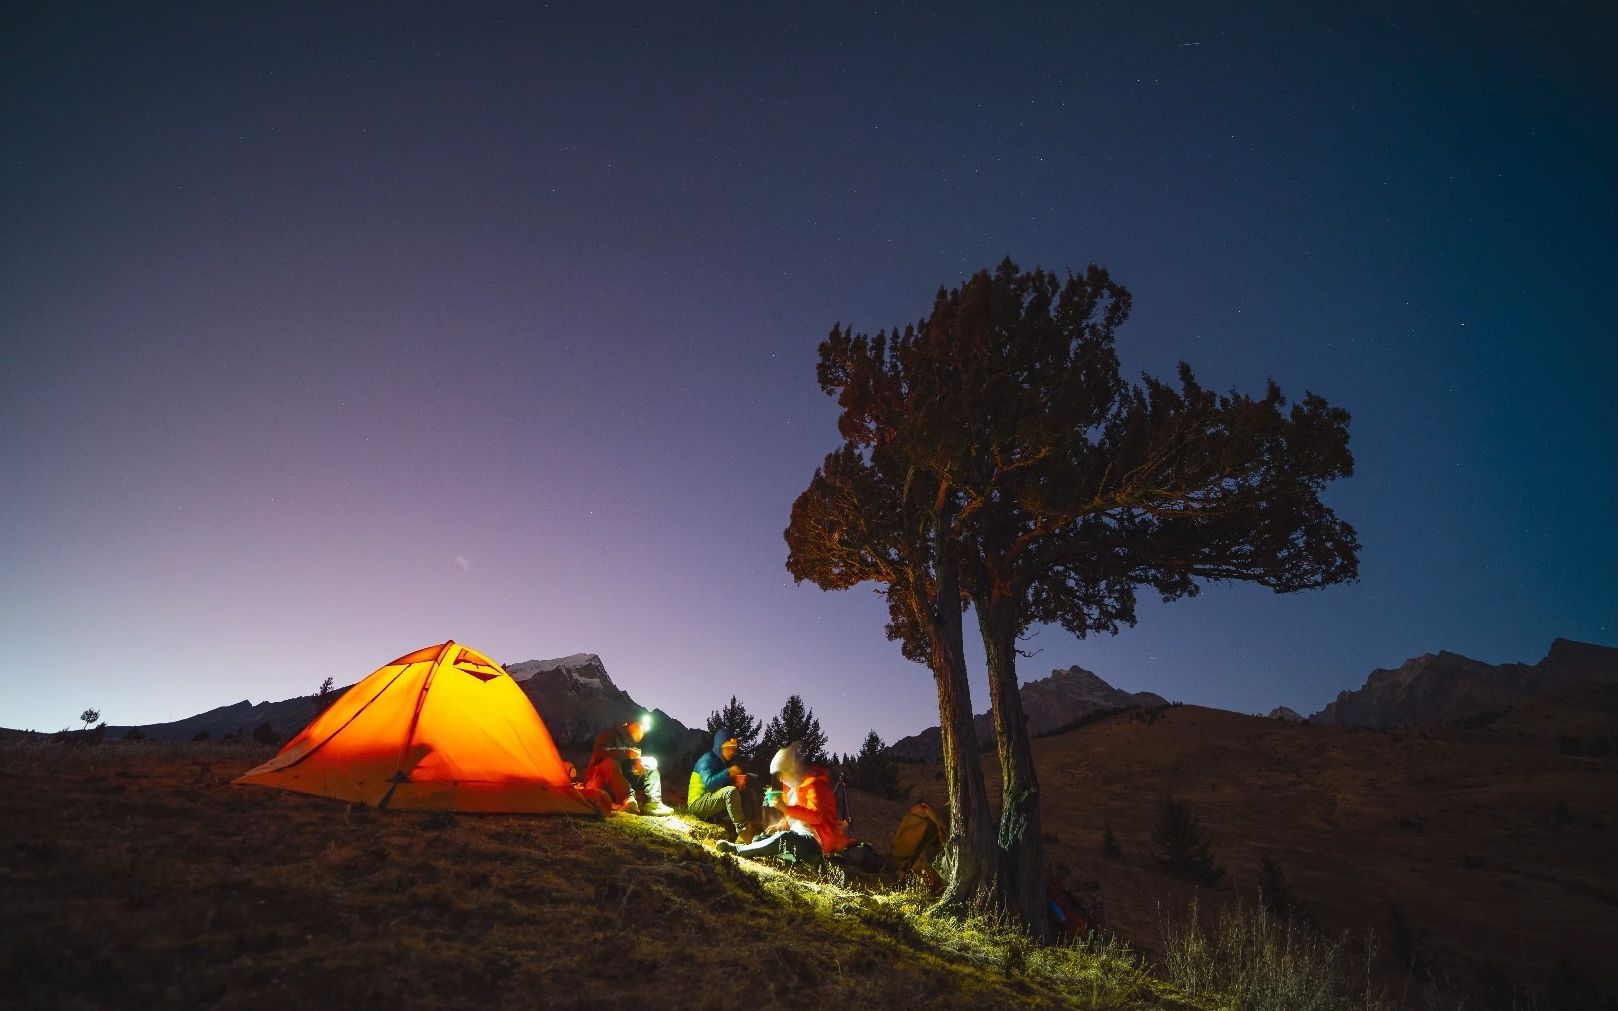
<box><xmin>583</xmin><ymin>712</ymin><xmax>674</xmax><ymax>816</ymax></box>
<box><xmin>716</xmin><ymin>742</ymin><xmax>850</xmax><ymax>864</ymax></box>
<box><xmin>686</xmin><ymin>728</ymin><xmax>755</xmax><ymax>843</ymax></box>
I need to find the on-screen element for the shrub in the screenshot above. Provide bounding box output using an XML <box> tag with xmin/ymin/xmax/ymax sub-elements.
<box><xmin>1459</xmin><ymin>706</ymin><xmax>1510</xmax><ymax>730</ymax></box>
<box><xmin>1161</xmin><ymin>899</ymin><xmax>1387</xmax><ymax>1011</ymax></box>
<box><xmin>1034</xmin><ymin>706</ymin><xmax>1128</xmax><ymax>740</ymax></box>
<box><xmin>1385</xmin><ymin>903</ymin><xmax>1436</xmax><ymax>980</ymax></box>
<box><xmin>252</xmin><ymin>721</ymin><xmax>280</xmax><ymax>746</ymax></box>
<box><xmin>1257</xmin><ymin>855</ymin><xmax>1313</xmax><ymax>928</ymax></box>
<box><xmin>1152</xmin><ymin>796</ymin><xmax>1225</xmax><ymax>885</ymax></box>
<box><xmin>192</xmin><ymin>731</ymin><xmax>210</xmax><ymax>742</ymax></box>
<box><xmin>121</xmin><ymin>728</ymin><xmax>146</xmax><ymax>742</ymax></box>
<box><xmin>1132</xmin><ymin>703</ymin><xmax>1179</xmax><ymax>727</ymax></box>
<box><xmin>1102</xmin><ymin>822</ymin><xmax>1124</xmax><ymax>860</ymax></box>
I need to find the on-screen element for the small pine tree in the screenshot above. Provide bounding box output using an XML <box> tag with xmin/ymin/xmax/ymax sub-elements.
<box><xmin>759</xmin><ymin>694</ymin><xmax>829</xmax><ymax>766</ymax></box>
<box><xmin>1102</xmin><ymin>821</ymin><xmax>1124</xmax><ymax>859</ymax></box>
<box><xmin>252</xmin><ymin>721</ymin><xmax>279</xmax><ymax>746</ymax></box>
<box><xmin>1152</xmin><ymin>796</ymin><xmax>1225</xmax><ymax>884</ymax></box>
<box><xmin>850</xmin><ymin>729</ymin><xmax>902</xmax><ymax>798</ymax></box>
<box><xmin>315</xmin><ymin>676</ymin><xmax>338</xmax><ymax>713</ymax></box>
<box><xmin>1257</xmin><ymin>853</ymin><xmax>1312</xmax><ymax>926</ymax></box>
<box><xmin>704</xmin><ymin>696</ymin><xmax>763</xmax><ymax>763</ymax></box>
<box><xmin>79</xmin><ymin>708</ymin><xmax>100</xmax><ymax>730</ymax></box>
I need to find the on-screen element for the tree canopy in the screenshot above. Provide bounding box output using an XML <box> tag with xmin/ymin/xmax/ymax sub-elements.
<box><xmin>704</xmin><ymin>695</ymin><xmax>764</xmax><ymax>763</ymax></box>
<box><xmin>845</xmin><ymin>729</ymin><xmax>903</xmax><ymax>799</ymax></box>
<box><xmin>785</xmin><ymin>257</ymin><xmax>1358</xmax><ymax>936</ymax></box>
<box><xmin>759</xmin><ymin>694</ymin><xmax>829</xmax><ymax>767</ymax></box>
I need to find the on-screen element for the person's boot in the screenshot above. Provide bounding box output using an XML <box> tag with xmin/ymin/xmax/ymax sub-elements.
<box><xmin>620</xmin><ymin>797</ymin><xmax>640</xmax><ymax>815</ymax></box>
<box><xmin>735</xmin><ymin>826</ymin><xmax>756</xmax><ymax>845</ymax></box>
<box><xmin>641</xmin><ymin>800</ymin><xmax>676</xmax><ymax>816</ymax></box>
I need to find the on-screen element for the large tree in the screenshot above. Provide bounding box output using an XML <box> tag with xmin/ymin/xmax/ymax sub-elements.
<box><xmin>940</xmin><ymin>262</ymin><xmax>1357</xmax><ymax>936</ymax></box>
<box><xmin>788</xmin><ymin>259</ymin><xmax>1358</xmax><ymax>937</ymax></box>
<box><xmin>785</xmin><ymin>328</ymin><xmax>999</xmax><ymax>909</ymax></box>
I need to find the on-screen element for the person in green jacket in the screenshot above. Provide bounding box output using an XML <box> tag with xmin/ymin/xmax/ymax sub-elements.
<box><xmin>686</xmin><ymin>727</ymin><xmax>754</xmax><ymax>842</ymax></box>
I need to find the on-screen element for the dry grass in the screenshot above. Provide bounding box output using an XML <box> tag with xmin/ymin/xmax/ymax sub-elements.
<box><xmin>1159</xmin><ymin>899</ymin><xmax>1385</xmax><ymax>1011</ymax></box>
<box><xmin>0</xmin><ymin>739</ymin><xmax>1201</xmax><ymax>1010</ymax></box>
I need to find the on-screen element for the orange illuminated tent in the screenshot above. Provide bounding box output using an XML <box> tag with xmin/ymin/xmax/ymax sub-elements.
<box><xmin>235</xmin><ymin>640</ymin><xmax>601</xmax><ymax>815</ymax></box>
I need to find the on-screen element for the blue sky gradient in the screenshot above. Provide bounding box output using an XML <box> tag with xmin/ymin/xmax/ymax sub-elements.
<box><xmin>2</xmin><ymin>4</ymin><xmax>1613</xmax><ymax>749</ymax></box>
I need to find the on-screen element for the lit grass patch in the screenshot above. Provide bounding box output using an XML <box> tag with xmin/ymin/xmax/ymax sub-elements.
<box><xmin>706</xmin><ymin>852</ymin><xmax>1192</xmax><ymax>1009</ymax></box>
<box><xmin>1160</xmin><ymin>899</ymin><xmax>1390</xmax><ymax>1011</ymax></box>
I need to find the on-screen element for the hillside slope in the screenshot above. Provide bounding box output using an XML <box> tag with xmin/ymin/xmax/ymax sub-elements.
<box><xmin>888</xmin><ymin>706</ymin><xmax>1615</xmax><ymax>999</ymax></box>
<box><xmin>0</xmin><ymin>740</ymin><xmax>1196</xmax><ymax>1010</ymax></box>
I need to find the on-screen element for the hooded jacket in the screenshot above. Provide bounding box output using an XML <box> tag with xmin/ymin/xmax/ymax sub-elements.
<box><xmin>688</xmin><ymin>727</ymin><xmax>735</xmax><ymax>803</ymax></box>
<box><xmin>589</xmin><ymin>722</ymin><xmax>639</xmax><ymax>769</ymax></box>
<box><xmin>780</xmin><ymin>765</ymin><xmax>851</xmax><ymax>854</ymax></box>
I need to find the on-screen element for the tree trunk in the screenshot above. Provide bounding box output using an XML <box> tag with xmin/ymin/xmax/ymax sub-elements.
<box><xmin>925</xmin><ymin>512</ymin><xmax>996</xmax><ymax>911</ymax></box>
<box><xmin>979</xmin><ymin>590</ymin><xmax>1050</xmax><ymax>940</ymax></box>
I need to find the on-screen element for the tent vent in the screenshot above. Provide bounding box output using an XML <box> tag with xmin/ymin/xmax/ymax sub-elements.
<box><xmin>454</xmin><ymin>660</ymin><xmax>501</xmax><ymax>682</ymax></box>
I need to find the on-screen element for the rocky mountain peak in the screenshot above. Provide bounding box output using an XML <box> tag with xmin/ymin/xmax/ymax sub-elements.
<box><xmin>1310</xmin><ymin>639</ymin><xmax>1616</xmax><ymax>728</ymax></box>
<box><xmin>506</xmin><ymin>654</ymin><xmax>622</xmax><ymax>701</ymax></box>
<box><xmin>1047</xmin><ymin>665</ymin><xmax>1111</xmax><ymax>690</ymax></box>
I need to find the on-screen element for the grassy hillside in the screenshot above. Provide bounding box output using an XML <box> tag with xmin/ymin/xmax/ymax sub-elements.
<box><xmin>0</xmin><ymin>739</ymin><xmax>1192</xmax><ymax>1010</ymax></box>
<box><xmin>6</xmin><ymin>709</ymin><xmax>1611</xmax><ymax>1010</ymax></box>
<box><xmin>884</xmin><ymin>705</ymin><xmax>1616</xmax><ymax>1005</ymax></box>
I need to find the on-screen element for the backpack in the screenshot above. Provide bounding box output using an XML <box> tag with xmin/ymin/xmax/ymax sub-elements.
<box><xmin>888</xmin><ymin>802</ymin><xmax>947</xmax><ymax>877</ymax></box>
<box><xmin>1046</xmin><ymin>883</ymin><xmax>1091</xmax><ymax>940</ymax></box>
<box><xmin>830</xmin><ymin>841</ymin><xmax>885</xmax><ymax>873</ymax></box>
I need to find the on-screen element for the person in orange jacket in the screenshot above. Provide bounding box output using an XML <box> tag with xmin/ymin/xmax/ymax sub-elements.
<box><xmin>716</xmin><ymin>742</ymin><xmax>850</xmax><ymax>863</ymax></box>
<box><xmin>583</xmin><ymin>712</ymin><xmax>674</xmax><ymax>816</ymax></box>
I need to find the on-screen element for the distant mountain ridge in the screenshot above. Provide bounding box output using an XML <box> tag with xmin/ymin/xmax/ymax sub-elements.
<box><xmin>888</xmin><ymin>665</ymin><xmax>1168</xmax><ymax>762</ymax></box>
<box><xmin>89</xmin><ymin>638</ymin><xmax>1618</xmax><ymax>757</ymax></box>
<box><xmin>106</xmin><ymin>694</ymin><xmax>334</xmax><ymax>743</ymax></box>
<box><xmin>1308</xmin><ymin>638</ymin><xmax>1617</xmax><ymax>728</ymax></box>
<box><xmin>106</xmin><ymin>651</ymin><xmax>709</xmax><ymax>770</ymax></box>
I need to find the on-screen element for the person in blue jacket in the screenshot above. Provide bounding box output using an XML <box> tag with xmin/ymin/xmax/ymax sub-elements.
<box><xmin>685</xmin><ymin>727</ymin><xmax>754</xmax><ymax>843</ymax></box>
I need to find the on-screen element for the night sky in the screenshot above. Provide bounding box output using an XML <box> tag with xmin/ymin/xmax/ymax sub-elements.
<box><xmin>3</xmin><ymin>4</ymin><xmax>1613</xmax><ymax>750</ymax></box>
